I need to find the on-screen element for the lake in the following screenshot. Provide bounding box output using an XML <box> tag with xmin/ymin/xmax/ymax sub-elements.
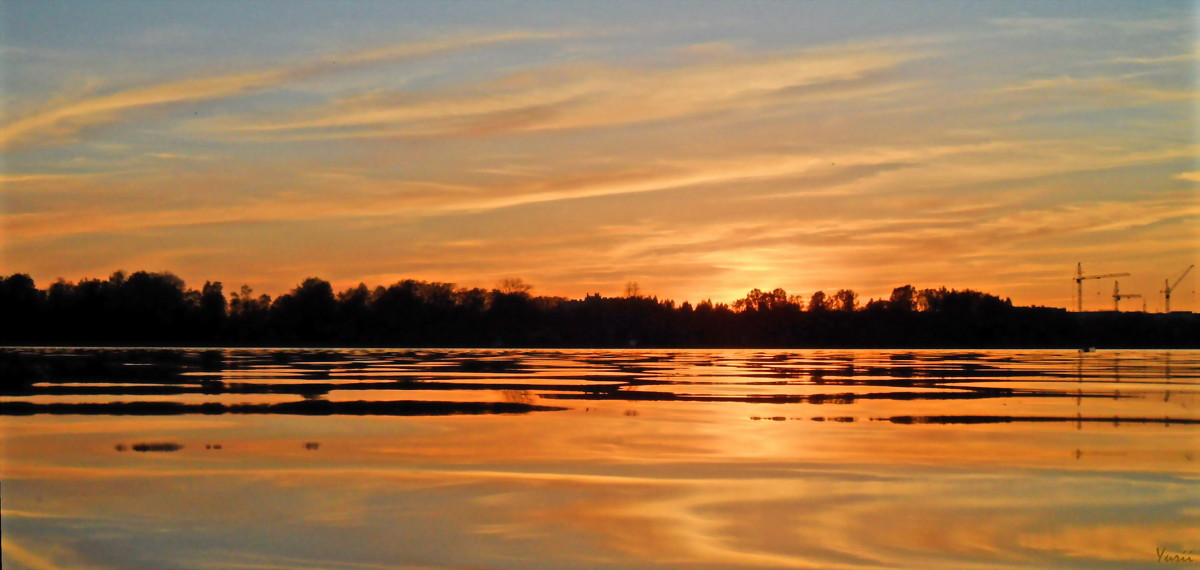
<box><xmin>1</xmin><ymin>348</ymin><xmax>1197</xmax><ymax>569</ymax></box>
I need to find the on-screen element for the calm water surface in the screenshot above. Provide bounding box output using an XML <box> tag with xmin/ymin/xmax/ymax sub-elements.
<box><xmin>2</xmin><ymin>348</ymin><xmax>1197</xmax><ymax>569</ymax></box>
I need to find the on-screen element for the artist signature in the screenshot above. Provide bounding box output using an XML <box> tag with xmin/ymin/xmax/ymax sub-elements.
<box><xmin>1157</xmin><ymin>547</ymin><xmax>1196</xmax><ymax>563</ymax></box>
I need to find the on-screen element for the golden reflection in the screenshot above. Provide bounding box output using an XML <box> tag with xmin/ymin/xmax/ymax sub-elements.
<box><xmin>4</xmin><ymin>451</ymin><xmax>1194</xmax><ymax>569</ymax></box>
<box><xmin>3</xmin><ymin>349</ymin><xmax>1198</xmax><ymax>568</ymax></box>
<box><xmin>1</xmin><ymin>537</ymin><xmax>81</xmax><ymax>570</ymax></box>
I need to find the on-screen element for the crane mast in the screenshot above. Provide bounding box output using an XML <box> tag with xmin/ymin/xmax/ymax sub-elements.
<box><xmin>1074</xmin><ymin>263</ymin><xmax>1130</xmax><ymax>312</ymax></box>
<box><xmin>1112</xmin><ymin>281</ymin><xmax>1141</xmax><ymax>312</ymax></box>
<box><xmin>1162</xmin><ymin>265</ymin><xmax>1194</xmax><ymax>313</ymax></box>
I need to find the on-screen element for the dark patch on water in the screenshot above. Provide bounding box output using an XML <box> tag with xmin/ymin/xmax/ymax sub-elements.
<box><xmin>3</xmin><ymin>348</ymin><xmax>1197</xmax><ymax>423</ymax></box>
<box><xmin>2</xmin><ymin>399</ymin><xmax>564</xmax><ymax>416</ymax></box>
<box><xmin>114</xmin><ymin>442</ymin><xmax>183</xmax><ymax>452</ymax></box>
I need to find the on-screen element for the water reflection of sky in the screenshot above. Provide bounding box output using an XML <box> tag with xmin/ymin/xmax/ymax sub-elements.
<box><xmin>2</xmin><ymin>349</ymin><xmax>1198</xmax><ymax>568</ymax></box>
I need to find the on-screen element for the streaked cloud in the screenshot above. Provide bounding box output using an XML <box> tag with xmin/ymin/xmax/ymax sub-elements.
<box><xmin>0</xmin><ymin>537</ymin><xmax>84</xmax><ymax>570</ymax></box>
<box><xmin>0</xmin><ymin>32</ymin><xmax>564</xmax><ymax>151</ymax></box>
<box><xmin>2</xmin><ymin>69</ymin><xmax>293</xmax><ymax>150</ymax></box>
<box><xmin>0</xmin><ymin>173</ymin><xmax>81</xmax><ymax>185</ymax></box>
<box><xmin>216</xmin><ymin>46</ymin><xmax>921</xmax><ymax>140</ymax></box>
<box><xmin>1003</xmin><ymin>73</ymin><xmax>1194</xmax><ymax>103</ymax></box>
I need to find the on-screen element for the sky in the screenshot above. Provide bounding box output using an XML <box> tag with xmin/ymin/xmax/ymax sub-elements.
<box><xmin>1</xmin><ymin>0</ymin><xmax>1197</xmax><ymax>311</ymax></box>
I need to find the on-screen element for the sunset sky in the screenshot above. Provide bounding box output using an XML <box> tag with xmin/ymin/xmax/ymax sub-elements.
<box><xmin>2</xmin><ymin>0</ymin><xmax>1197</xmax><ymax>310</ymax></box>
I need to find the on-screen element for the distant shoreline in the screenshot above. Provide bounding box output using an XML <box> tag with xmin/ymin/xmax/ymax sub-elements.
<box><xmin>4</xmin><ymin>272</ymin><xmax>1198</xmax><ymax>349</ymax></box>
<box><xmin>3</xmin><ymin>343</ymin><xmax>1199</xmax><ymax>350</ymax></box>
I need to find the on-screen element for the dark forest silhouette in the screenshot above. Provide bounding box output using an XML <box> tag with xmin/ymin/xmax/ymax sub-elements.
<box><xmin>1</xmin><ymin>271</ymin><xmax>1197</xmax><ymax>348</ymax></box>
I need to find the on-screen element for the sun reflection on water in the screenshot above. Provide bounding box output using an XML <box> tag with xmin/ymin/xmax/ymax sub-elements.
<box><xmin>2</xmin><ymin>348</ymin><xmax>1198</xmax><ymax>568</ymax></box>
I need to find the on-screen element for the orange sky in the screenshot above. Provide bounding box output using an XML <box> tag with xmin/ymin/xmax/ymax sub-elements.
<box><xmin>1</xmin><ymin>1</ymin><xmax>1197</xmax><ymax>310</ymax></box>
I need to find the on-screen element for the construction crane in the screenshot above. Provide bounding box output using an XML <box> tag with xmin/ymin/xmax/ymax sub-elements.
<box><xmin>1162</xmin><ymin>265</ymin><xmax>1194</xmax><ymax>313</ymax></box>
<box><xmin>1074</xmin><ymin>263</ymin><xmax>1129</xmax><ymax>312</ymax></box>
<box><xmin>1112</xmin><ymin>281</ymin><xmax>1141</xmax><ymax>312</ymax></box>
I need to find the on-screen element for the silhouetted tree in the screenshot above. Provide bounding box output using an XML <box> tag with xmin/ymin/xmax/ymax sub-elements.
<box><xmin>118</xmin><ymin>271</ymin><xmax>191</xmax><ymax>340</ymax></box>
<box><xmin>498</xmin><ymin>277</ymin><xmax>532</xmax><ymax>295</ymax></box>
<box><xmin>336</xmin><ymin>283</ymin><xmax>372</xmax><ymax>343</ymax></box>
<box><xmin>489</xmin><ymin>282</ymin><xmax>538</xmax><ymax>345</ymax></box>
<box><xmin>833</xmin><ymin>289</ymin><xmax>858</xmax><ymax>312</ymax></box>
<box><xmin>272</xmin><ymin>278</ymin><xmax>337</xmax><ymax>342</ymax></box>
<box><xmin>198</xmin><ymin>281</ymin><xmax>227</xmax><ymax>338</ymax></box>
<box><xmin>737</xmin><ymin>288</ymin><xmax>791</xmax><ymax>312</ymax></box>
<box><xmin>808</xmin><ymin>291</ymin><xmax>829</xmax><ymax>312</ymax></box>
<box><xmin>787</xmin><ymin>294</ymin><xmax>806</xmax><ymax>310</ymax></box>
<box><xmin>228</xmin><ymin>285</ymin><xmax>272</xmax><ymax>342</ymax></box>
<box><xmin>0</xmin><ymin>274</ymin><xmax>43</xmax><ymax>340</ymax></box>
<box><xmin>889</xmin><ymin>285</ymin><xmax>917</xmax><ymax>312</ymax></box>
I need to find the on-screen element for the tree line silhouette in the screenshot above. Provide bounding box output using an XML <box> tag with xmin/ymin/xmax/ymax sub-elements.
<box><xmin>2</xmin><ymin>271</ymin><xmax>1196</xmax><ymax>348</ymax></box>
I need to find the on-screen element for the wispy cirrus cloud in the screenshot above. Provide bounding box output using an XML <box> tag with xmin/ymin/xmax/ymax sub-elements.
<box><xmin>0</xmin><ymin>173</ymin><xmax>84</xmax><ymax>185</ymax></box>
<box><xmin>1003</xmin><ymin>73</ymin><xmax>1195</xmax><ymax>103</ymax></box>
<box><xmin>6</xmin><ymin>134</ymin><xmax>1193</xmax><ymax>246</ymax></box>
<box><xmin>215</xmin><ymin>46</ymin><xmax>922</xmax><ymax>140</ymax></box>
<box><xmin>1109</xmin><ymin>52</ymin><xmax>1200</xmax><ymax>65</ymax></box>
<box><xmin>0</xmin><ymin>140</ymin><xmax>1021</xmax><ymax>243</ymax></box>
<box><xmin>0</xmin><ymin>32</ymin><xmax>564</xmax><ymax>151</ymax></box>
